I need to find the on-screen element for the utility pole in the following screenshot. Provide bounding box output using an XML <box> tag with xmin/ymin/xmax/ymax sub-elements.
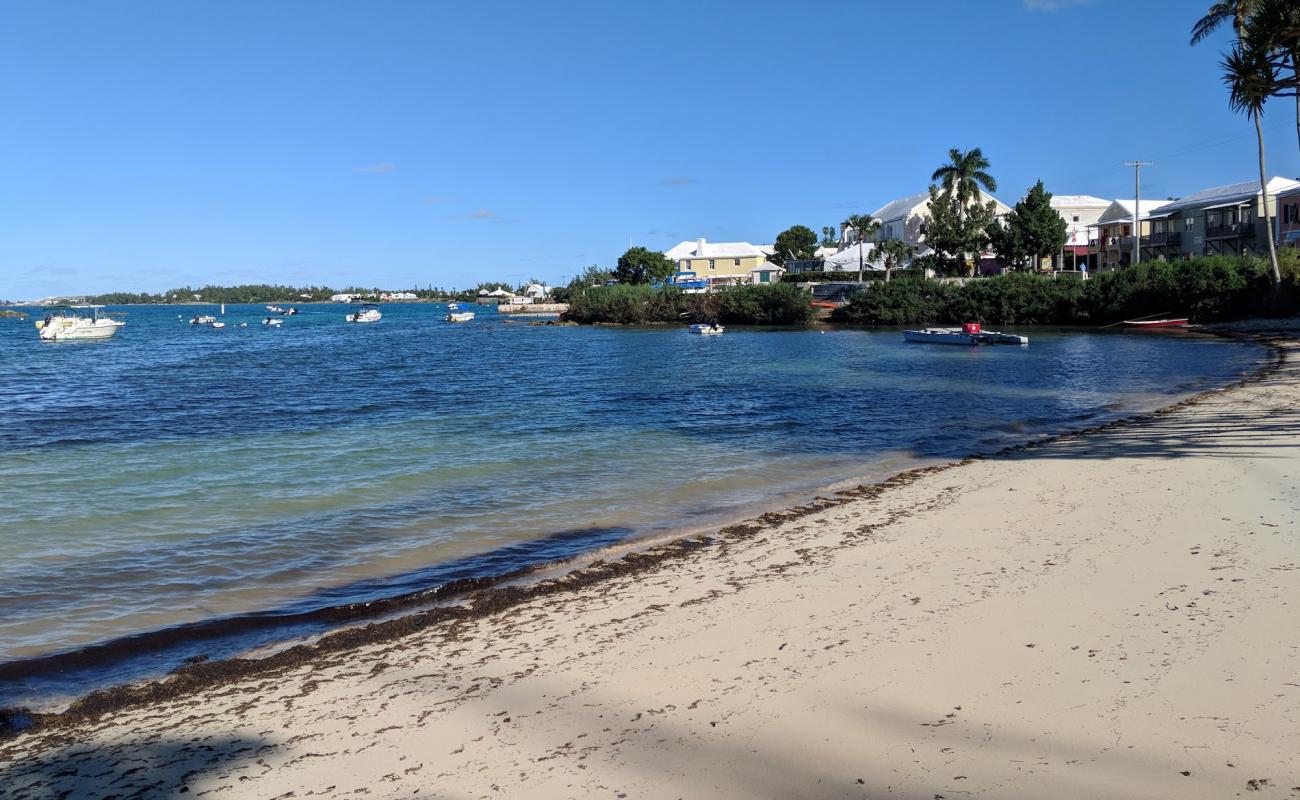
<box><xmin>1124</xmin><ymin>161</ymin><xmax>1152</xmax><ymax>266</ymax></box>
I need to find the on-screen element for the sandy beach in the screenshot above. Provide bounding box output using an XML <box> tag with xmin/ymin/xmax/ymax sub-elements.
<box><xmin>3</xmin><ymin>337</ymin><xmax>1298</xmax><ymax>800</ymax></box>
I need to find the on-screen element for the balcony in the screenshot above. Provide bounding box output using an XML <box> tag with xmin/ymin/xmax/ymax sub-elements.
<box><xmin>1145</xmin><ymin>231</ymin><xmax>1181</xmax><ymax>246</ymax></box>
<box><xmin>1205</xmin><ymin>222</ymin><xmax>1255</xmax><ymax>239</ymax></box>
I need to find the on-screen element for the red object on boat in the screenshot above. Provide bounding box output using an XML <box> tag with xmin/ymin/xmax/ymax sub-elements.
<box><xmin>810</xmin><ymin>300</ymin><xmax>838</xmax><ymax>309</ymax></box>
<box><xmin>962</xmin><ymin>322</ymin><xmax>981</xmax><ymax>334</ymax></box>
<box><xmin>1123</xmin><ymin>317</ymin><xmax>1189</xmax><ymax>328</ymax></box>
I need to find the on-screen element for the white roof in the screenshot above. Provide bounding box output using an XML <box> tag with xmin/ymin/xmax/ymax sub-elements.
<box><xmin>870</xmin><ymin>192</ymin><xmax>931</xmax><ymax>223</ymax></box>
<box><xmin>1094</xmin><ymin>198</ymin><xmax>1173</xmax><ymax>225</ymax></box>
<box><xmin>665</xmin><ymin>238</ymin><xmax>766</xmax><ymax>260</ymax></box>
<box><xmin>1160</xmin><ymin>177</ymin><xmax>1300</xmax><ymax>213</ymax></box>
<box><xmin>1050</xmin><ymin>194</ymin><xmax>1111</xmax><ymax>209</ymax></box>
<box><xmin>871</xmin><ymin>188</ymin><xmax>1010</xmax><ymax>222</ymax></box>
<box><xmin>824</xmin><ymin>242</ymin><xmax>881</xmax><ymax>270</ymax></box>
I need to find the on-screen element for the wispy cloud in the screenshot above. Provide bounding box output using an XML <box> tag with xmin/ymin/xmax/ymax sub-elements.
<box><xmin>356</xmin><ymin>162</ymin><xmax>395</xmax><ymax>174</ymax></box>
<box><xmin>658</xmin><ymin>176</ymin><xmax>698</xmax><ymax>187</ymax></box>
<box><xmin>1023</xmin><ymin>0</ymin><xmax>1092</xmax><ymax>10</ymax></box>
<box><xmin>469</xmin><ymin>209</ymin><xmax>497</xmax><ymax>220</ymax></box>
<box><xmin>423</xmin><ymin>195</ymin><xmax>445</xmax><ymax>204</ymax></box>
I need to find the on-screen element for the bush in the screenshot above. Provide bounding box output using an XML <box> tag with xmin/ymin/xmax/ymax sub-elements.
<box><xmin>780</xmin><ymin>270</ymin><xmax>887</xmax><ymax>283</ymax></box>
<box><xmin>562</xmin><ymin>283</ymin><xmax>814</xmax><ymax>326</ymax></box>
<box><xmin>833</xmin><ymin>256</ymin><xmax>1295</xmax><ymax>326</ymax></box>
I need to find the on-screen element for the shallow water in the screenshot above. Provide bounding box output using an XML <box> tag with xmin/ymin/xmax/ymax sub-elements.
<box><xmin>0</xmin><ymin>304</ymin><xmax>1268</xmax><ymax>706</ymax></box>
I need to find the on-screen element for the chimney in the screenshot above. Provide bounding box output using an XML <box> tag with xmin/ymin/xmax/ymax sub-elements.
<box><xmin>696</xmin><ymin>238</ymin><xmax>706</xmax><ymax>256</ymax></box>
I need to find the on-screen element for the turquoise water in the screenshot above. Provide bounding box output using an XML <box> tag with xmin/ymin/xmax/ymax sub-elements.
<box><xmin>0</xmin><ymin>303</ymin><xmax>1268</xmax><ymax>705</ymax></box>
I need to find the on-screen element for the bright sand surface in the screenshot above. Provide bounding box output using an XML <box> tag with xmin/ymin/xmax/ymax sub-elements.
<box><xmin>2</xmin><ymin>339</ymin><xmax>1298</xmax><ymax>800</ymax></box>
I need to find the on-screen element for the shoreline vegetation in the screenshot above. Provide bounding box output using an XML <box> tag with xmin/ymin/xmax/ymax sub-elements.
<box><xmin>1</xmin><ymin>331</ymin><xmax>1295</xmax><ymax>798</ymax></box>
<box><xmin>561</xmin><ymin>255</ymin><xmax>1299</xmax><ymax>326</ymax></box>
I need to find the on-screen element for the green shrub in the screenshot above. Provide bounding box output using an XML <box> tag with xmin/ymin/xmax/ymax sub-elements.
<box><xmin>780</xmin><ymin>270</ymin><xmax>885</xmax><ymax>283</ymax></box>
<box><xmin>833</xmin><ymin>256</ymin><xmax>1295</xmax><ymax>326</ymax></box>
<box><xmin>562</xmin><ymin>283</ymin><xmax>813</xmax><ymax>326</ymax></box>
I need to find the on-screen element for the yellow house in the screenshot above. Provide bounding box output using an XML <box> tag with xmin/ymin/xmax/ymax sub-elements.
<box><xmin>663</xmin><ymin>238</ymin><xmax>780</xmax><ymax>285</ymax></box>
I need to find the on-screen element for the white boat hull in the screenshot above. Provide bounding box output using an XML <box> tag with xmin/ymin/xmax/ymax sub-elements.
<box><xmin>903</xmin><ymin>327</ymin><xmax>1028</xmax><ymax>346</ymax></box>
<box><xmin>38</xmin><ymin>318</ymin><xmax>124</xmax><ymax>341</ymax></box>
<box><xmin>446</xmin><ymin>312</ymin><xmax>475</xmax><ymax>322</ymax></box>
<box><xmin>689</xmin><ymin>324</ymin><xmax>725</xmax><ymax>335</ymax></box>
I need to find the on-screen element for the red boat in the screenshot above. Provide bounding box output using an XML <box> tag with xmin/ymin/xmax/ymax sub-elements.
<box><xmin>1123</xmin><ymin>317</ymin><xmax>1189</xmax><ymax>328</ymax></box>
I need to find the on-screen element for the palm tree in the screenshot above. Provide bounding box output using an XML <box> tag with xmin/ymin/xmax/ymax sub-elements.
<box><xmin>1191</xmin><ymin>0</ymin><xmax>1257</xmax><ymax>43</ymax></box>
<box><xmin>1246</xmin><ymin>0</ymin><xmax>1300</xmax><ymax>152</ymax></box>
<box><xmin>842</xmin><ymin>214</ymin><xmax>880</xmax><ymax>282</ymax></box>
<box><xmin>930</xmin><ymin>148</ymin><xmax>998</xmax><ymax>223</ymax></box>
<box><xmin>875</xmin><ymin>239</ymin><xmax>916</xmax><ymax>284</ymax></box>
<box><xmin>1223</xmin><ymin>42</ymin><xmax>1282</xmax><ymax>284</ymax></box>
<box><xmin>820</xmin><ymin>226</ymin><xmax>838</xmax><ymax>248</ymax></box>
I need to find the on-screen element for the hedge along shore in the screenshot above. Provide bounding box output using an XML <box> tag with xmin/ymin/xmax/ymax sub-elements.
<box><xmin>1</xmin><ymin>333</ymin><xmax>1298</xmax><ymax>799</ymax></box>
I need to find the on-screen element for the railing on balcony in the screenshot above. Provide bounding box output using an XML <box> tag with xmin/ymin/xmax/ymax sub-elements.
<box><xmin>1145</xmin><ymin>231</ymin><xmax>1181</xmax><ymax>246</ymax></box>
<box><xmin>1205</xmin><ymin>222</ymin><xmax>1255</xmax><ymax>239</ymax></box>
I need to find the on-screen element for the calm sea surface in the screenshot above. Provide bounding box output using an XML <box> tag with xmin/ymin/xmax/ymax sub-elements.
<box><xmin>0</xmin><ymin>303</ymin><xmax>1268</xmax><ymax>706</ymax></box>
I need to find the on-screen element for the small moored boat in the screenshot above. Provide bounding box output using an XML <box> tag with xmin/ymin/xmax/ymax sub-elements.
<box><xmin>446</xmin><ymin>311</ymin><xmax>475</xmax><ymax>323</ymax></box>
<box><xmin>903</xmin><ymin>323</ymin><xmax>1028</xmax><ymax>346</ymax></box>
<box><xmin>345</xmin><ymin>303</ymin><xmax>382</xmax><ymax>324</ymax></box>
<box><xmin>689</xmin><ymin>323</ymin><xmax>725</xmax><ymax>335</ymax></box>
<box><xmin>190</xmin><ymin>315</ymin><xmax>217</xmax><ymax>326</ymax></box>
<box><xmin>1122</xmin><ymin>317</ymin><xmax>1189</xmax><ymax>328</ymax></box>
<box><xmin>35</xmin><ymin>305</ymin><xmax>125</xmax><ymax>341</ymax></box>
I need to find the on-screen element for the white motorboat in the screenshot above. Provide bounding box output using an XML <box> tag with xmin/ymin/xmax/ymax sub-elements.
<box><xmin>903</xmin><ymin>324</ymin><xmax>1028</xmax><ymax>346</ymax></box>
<box><xmin>190</xmin><ymin>315</ymin><xmax>217</xmax><ymax>326</ymax></box>
<box><xmin>448</xmin><ymin>302</ymin><xmax>460</xmax><ymax>311</ymax></box>
<box><xmin>446</xmin><ymin>311</ymin><xmax>475</xmax><ymax>323</ymax></box>
<box><xmin>345</xmin><ymin>303</ymin><xmax>382</xmax><ymax>324</ymax></box>
<box><xmin>285</xmin><ymin>307</ymin><xmax>299</xmax><ymax>315</ymax></box>
<box><xmin>211</xmin><ymin>321</ymin><xmax>227</xmax><ymax>329</ymax></box>
<box><xmin>35</xmin><ymin>305</ymin><xmax>125</xmax><ymax>341</ymax></box>
<box><xmin>266</xmin><ymin>305</ymin><xmax>284</xmax><ymax>313</ymax></box>
<box><xmin>689</xmin><ymin>323</ymin><xmax>725</xmax><ymax>335</ymax></box>
<box><xmin>263</xmin><ymin>317</ymin><xmax>283</xmax><ymax>327</ymax></box>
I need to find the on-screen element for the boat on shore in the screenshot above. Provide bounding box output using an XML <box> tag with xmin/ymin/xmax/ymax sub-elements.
<box><xmin>35</xmin><ymin>305</ymin><xmax>125</xmax><ymax>341</ymax></box>
<box><xmin>345</xmin><ymin>304</ymin><xmax>382</xmax><ymax>324</ymax></box>
<box><xmin>689</xmin><ymin>323</ymin><xmax>725</xmax><ymax>335</ymax></box>
<box><xmin>903</xmin><ymin>323</ymin><xmax>1028</xmax><ymax>346</ymax></box>
<box><xmin>1123</xmin><ymin>317</ymin><xmax>1189</xmax><ymax>328</ymax></box>
<box><xmin>446</xmin><ymin>311</ymin><xmax>475</xmax><ymax>323</ymax></box>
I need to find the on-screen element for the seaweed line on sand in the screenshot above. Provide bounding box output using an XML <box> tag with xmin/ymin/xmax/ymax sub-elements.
<box><xmin>0</xmin><ymin>331</ymin><xmax>1286</xmax><ymax>745</ymax></box>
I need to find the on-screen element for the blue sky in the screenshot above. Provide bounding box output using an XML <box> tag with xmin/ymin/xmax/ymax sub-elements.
<box><xmin>3</xmin><ymin>0</ymin><xmax>1298</xmax><ymax>298</ymax></box>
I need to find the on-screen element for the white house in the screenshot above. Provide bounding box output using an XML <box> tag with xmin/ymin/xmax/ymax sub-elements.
<box><xmin>665</xmin><ymin>238</ymin><xmax>776</xmax><ymax>285</ymax></box>
<box><xmin>865</xmin><ymin>189</ymin><xmax>1012</xmax><ymax>246</ymax></box>
<box><xmin>522</xmin><ymin>283</ymin><xmax>551</xmax><ymax>299</ymax></box>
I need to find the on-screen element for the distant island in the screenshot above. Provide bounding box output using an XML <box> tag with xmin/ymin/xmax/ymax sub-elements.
<box><xmin>4</xmin><ymin>281</ymin><xmax>531</xmax><ymax>307</ymax></box>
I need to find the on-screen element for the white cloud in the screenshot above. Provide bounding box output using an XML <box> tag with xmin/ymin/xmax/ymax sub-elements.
<box><xmin>356</xmin><ymin>162</ymin><xmax>395</xmax><ymax>174</ymax></box>
<box><xmin>469</xmin><ymin>209</ymin><xmax>497</xmax><ymax>220</ymax></box>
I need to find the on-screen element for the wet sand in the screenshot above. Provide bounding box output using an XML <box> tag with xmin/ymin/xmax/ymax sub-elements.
<box><xmin>2</xmin><ymin>337</ymin><xmax>1298</xmax><ymax>799</ymax></box>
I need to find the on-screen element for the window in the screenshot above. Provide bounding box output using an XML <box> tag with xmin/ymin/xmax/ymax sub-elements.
<box><xmin>680</xmin><ymin>260</ymin><xmax>689</xmax><ymax>269</ymax></box>
<box><xmin>708</xmin><ymin>259</ymin><xmax>715</xmax><ymax>269</ymax></box>
<box><xmin>1285</xmin><ymin>203</ymin><xmax>1299</xmax><ymax>224</ymax></box>
<box><xmin>1185</xmin><ymin>217</ymin><xmax>1194</xmax><ymax>230</ymax></box>
<box><xmin>734</xmin><ymin>258</ymin><xmax>741</xmax><ymax>266</ymax></box>
<box><xmin>1072</xmin><ymin>215</ymin><xmax>1080</xmax><ymax>223</ymax></box>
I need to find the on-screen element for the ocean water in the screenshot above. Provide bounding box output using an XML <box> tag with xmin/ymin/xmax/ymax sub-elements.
<box><xmin>0</xmin><ymin>303</ymin><xmax>1268</xmax><ymax>706</ymax></box>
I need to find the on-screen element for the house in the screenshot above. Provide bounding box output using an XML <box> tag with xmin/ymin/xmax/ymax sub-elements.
<box><xmin>522</xmin><ymin>283</ymin><xmax>551</xmax><ymax>299</ymax></box>
<box><xmin>1278</xmin><ymin>184</ymin><xmax>1300</xmax><ymax>248</ymax></box>
<box><xmin>664</xmin><ymin>238</ymin><xmax>776</xmax><ymax>286</ymax></box>
<box><xmin>865</xmin><ymin>189</ymin><xmax>1012</xmax><ymax>246</ymax></box>
<box><xmin>330</xmin><ymin>293</ymin><xmax>357</xmax><ymax>303</ymax></box>
<box><xmin>1050</xmin><ymin>195</ymin><xmax>1111</xmax><ymax>269</ymax></box>
<box><xmin>1157</xmin><ymin>177</ymin><xmax>1300</xmax><ymax>259</ymax></box>
<box><xmin>1091</xmin><ymin>199</ymin><xmax>1174</xmax><ymax>271</ymax></box>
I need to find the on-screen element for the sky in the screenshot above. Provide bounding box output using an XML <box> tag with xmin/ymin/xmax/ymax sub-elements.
<box><xmin>3</xmin><ymin>0</ymin><xmax>1299</xmax><ymax>299</ymax></box>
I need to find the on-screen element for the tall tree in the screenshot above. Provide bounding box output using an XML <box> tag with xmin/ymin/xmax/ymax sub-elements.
<box><xmin>874</xmin><ymin>239</ymin><xmax>915</xmax><ymax>283</ymax></box>
<box><xmin>841</xmin><ymin>214</ymin><xmax>880</xmax><ymax>281</ymax></box>
<box><xmin>1246</xmin><ymin>0</ymin><xmax>1300</xmax><ymax>152</ymax></box>
<box><xmin>1012</xmin><ymin>181</ymin><xmax>1069</xmax><ymax>268</ymax></box>
<box><xmin>820</xmin><ymin>226</ymin><xmax>838</xmax><ymax>247</ymax></box>
<box><xmin>614</xmin><ymin>247</ymin><xmax>676</xmax><ymax>285</ymax></box>
<box><xmin>986</xmin><ymin>217</ymin><xmax>1029</xmax><ymax>272</ymax></box>
<box><xmin>771</xmin><ymin>225</ymin><xmax>819</xmax><ymax>268</ymax></box>
<box><xmin>1191</xmin><ymin>0</ymin><xmax>1257</xmax><ymax>43</ymax></box>
<box><xmin>930</xmin><ymin>148</ymin><xmax>998</xmax><ymax>224</ymax></box>
<box><xmin>925</xmin><ymin>187</ymin><xmax>996</xmax><ymax>276</ymax></box>
<box><xmin>1223</xmin><ymin>42</ymin><xmax>1282</xmax><ymax>284</ymax></box>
